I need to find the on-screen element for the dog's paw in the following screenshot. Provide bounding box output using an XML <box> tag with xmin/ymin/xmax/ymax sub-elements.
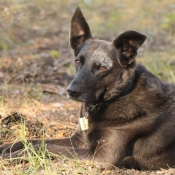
<box><xmin>0</xmin><ymin>144</ymin><xmax>41</xmax><ymax>163</ymax></box>
<box><xmin>0</xmin><ymin>144</ymin><xmax>10</xmax><ymax>155</ymax></box>
<box><xmin>0</xmin><ymin>141</ymin><xmax>25</xmax><ymax>156</ymax></box>
<box><xmin>0</xmin><ymin>148</ymin><xmax>29</xmax><ymax>163</ymax></box>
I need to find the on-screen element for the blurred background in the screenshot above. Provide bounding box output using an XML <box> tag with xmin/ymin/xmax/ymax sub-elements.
<box><xmin>0</xmin><ymin>0</ymin><xmax>175</xmax><ymax>86</ymax></box>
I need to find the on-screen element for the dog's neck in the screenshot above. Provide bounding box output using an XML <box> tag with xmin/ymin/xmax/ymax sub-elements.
<box><xmin>85</xmin><ymin>71</ymin><xmax>136</xmax><ymax>112</ymax></box>
<box><xmin>120</xmin><ymin>71</ymin><xmax>135</xmax><ymax>97</ymax></box>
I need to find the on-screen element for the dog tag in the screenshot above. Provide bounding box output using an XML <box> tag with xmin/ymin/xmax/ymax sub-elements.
<box><xmin>79</xmin><ymin>117</ymin><xmax>89</xmax><ymax>131</ymax></box>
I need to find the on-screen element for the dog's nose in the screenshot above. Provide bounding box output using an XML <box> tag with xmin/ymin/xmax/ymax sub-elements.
<box><xmin>67</xmin><ymin>88</ymin><xmax>79</xmax><ymax>97</ymax></box>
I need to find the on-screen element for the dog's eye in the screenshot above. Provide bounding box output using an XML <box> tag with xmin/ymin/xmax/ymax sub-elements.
<box><xmin>99</xmin><ymin>66</ymin><xmax>107</xmax><ymax>71</ymax></box>
<box><xmin>75</xmin><ymin>60</ymin><xmax>81</xmax><ymax>65</ymax></box>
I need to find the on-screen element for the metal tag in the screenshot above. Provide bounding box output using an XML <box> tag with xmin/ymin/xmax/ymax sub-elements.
<box><xmin>79</xmin><ymin>116</ymin><xmax>89</xmax><ymax>131</ymax></box>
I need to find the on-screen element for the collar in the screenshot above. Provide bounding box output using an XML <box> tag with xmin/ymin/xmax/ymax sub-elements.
<box><xmin>85</xmin><ymin>101</ymin><xmax>105</xmax><ymax>112</ymax></box>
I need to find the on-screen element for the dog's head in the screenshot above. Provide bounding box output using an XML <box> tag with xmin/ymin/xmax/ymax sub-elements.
<box><xmin>67</xmin><ymin>7</ymin><xmax>146</xmax><ymax>103</ymax></box>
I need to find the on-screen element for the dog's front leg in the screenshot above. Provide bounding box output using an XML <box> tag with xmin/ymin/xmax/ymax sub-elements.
<box><xmin>0</xmin><ymin>130</ymin><xmax>83</xmax><ymax>157</ymax></box>
<box><xmin>46</xmin><ymin>144</ymin><xmax>91</xmax><ymax>159</ymax></box>
<box><xmin>44</xmin><ymin>131</ymin><xmax>84</xmax><ymax>148</ymax></box>
<box><xmin>2</xmin><ymin>143</ymin><xmax>91</xmax><ymax>162</ymax></box>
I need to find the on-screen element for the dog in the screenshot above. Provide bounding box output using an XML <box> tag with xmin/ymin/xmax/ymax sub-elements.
<box><xmin>1</xmin><ymin>7</ymin><xmax>175</xmax><ymax>170</ymax></box>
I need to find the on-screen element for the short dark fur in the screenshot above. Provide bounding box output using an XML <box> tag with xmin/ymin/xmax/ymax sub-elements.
<box><xmin>1</xmin><ymin>7</ymin><xmax>175</xmax><ymax>170</ymax></box>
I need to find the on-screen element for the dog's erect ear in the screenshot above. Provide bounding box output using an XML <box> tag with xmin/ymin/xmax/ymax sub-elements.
<box><xmin>113</xmin><ymin>31</ymin><xmax>147</xmax><ymax>67</ymax></box>
<box><xmin>70</xmin><ymin>7</ymin><xmax>92</xmax><ymax>56</ymax></box>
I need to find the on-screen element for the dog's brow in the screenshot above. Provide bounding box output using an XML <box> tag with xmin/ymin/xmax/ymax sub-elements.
<box><xmin>91</xmin><ymin>43</ymin><xmax>113</xmax><ymax>68</ymax></box>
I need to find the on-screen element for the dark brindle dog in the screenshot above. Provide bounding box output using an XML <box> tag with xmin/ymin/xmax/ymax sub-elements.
<box><xmin>1</xmin><ymin>7</ymin><xmax>175</xmax><ymax>170</ymax></box>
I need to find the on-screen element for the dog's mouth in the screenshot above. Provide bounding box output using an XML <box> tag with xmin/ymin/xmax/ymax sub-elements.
<box><xmin>67</xmin><ymin>95</ymin><xmax>85</xmax><ymax>102</ymax></box>
<box><xmin>69</xmin><ymin>96</ymin><xmax>105</xmax><ymax>111</ymax></box>
<box><xmin>67</xmin><ymin>87</ymin><xmax>106</xmax><ymax>103</ymax></box>
<box><xmin>67</xmin><ymin>90</ymin><xmax>106</xmax><ymax>112</ymax></box>
<box><xmin>67</xmin><ymin>93</ymin><xmax>97</xmax><ymax>103</ymax></box>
